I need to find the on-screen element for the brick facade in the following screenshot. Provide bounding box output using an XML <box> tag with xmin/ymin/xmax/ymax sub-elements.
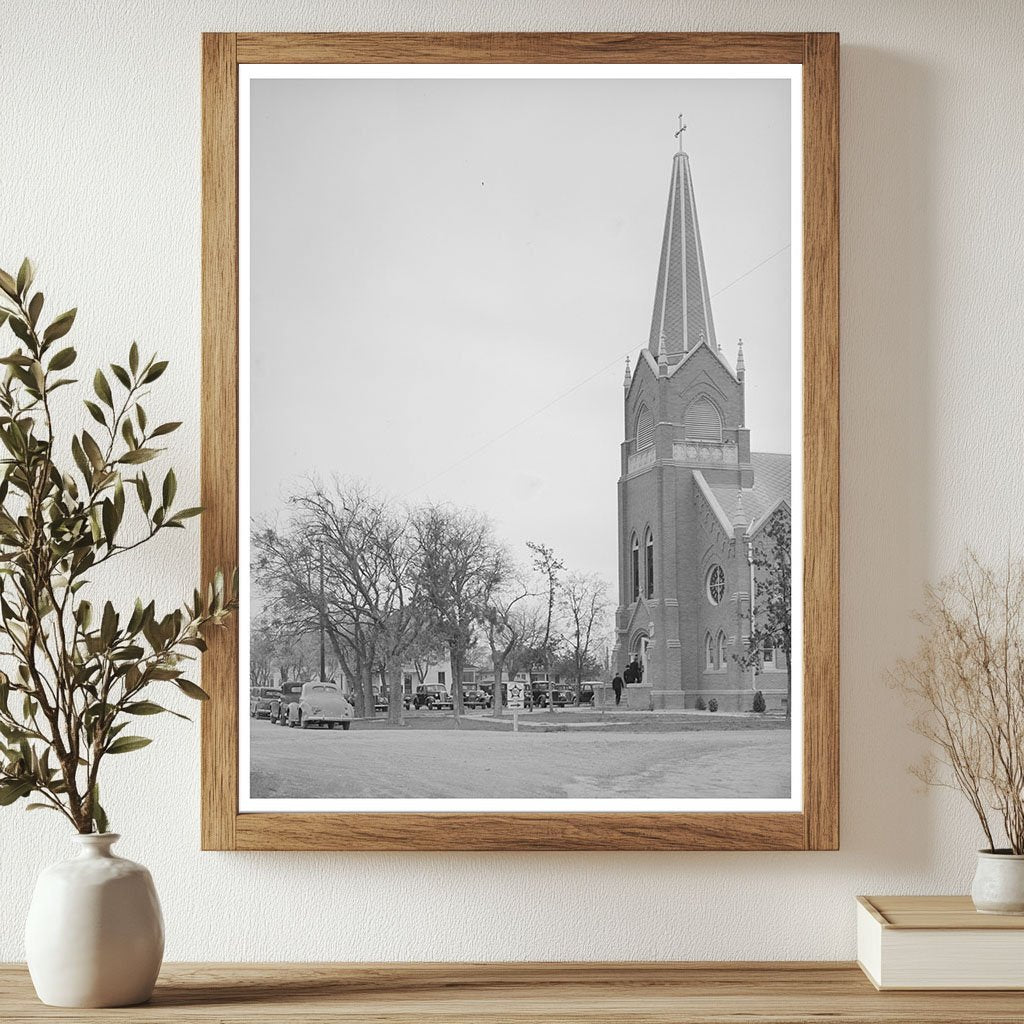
<box><xmin>612</xmin><ymin>150</ymin><xmax>791</xmax><ymax>713</ymax></box>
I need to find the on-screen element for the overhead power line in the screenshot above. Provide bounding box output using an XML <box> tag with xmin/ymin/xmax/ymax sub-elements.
<box><xmin>405</xmin><ymin>243</ymin><xmax>791</xmax><ymax>496</ymax></box>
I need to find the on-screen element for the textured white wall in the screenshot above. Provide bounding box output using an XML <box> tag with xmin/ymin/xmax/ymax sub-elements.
<box><xmin>1</xmin><ymin>0</ymin><xmax>1022</xmax><ymax>962</ymax></box>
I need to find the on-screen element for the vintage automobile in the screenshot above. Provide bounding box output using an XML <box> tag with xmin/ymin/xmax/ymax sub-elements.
<box><xmin>411</xmin><ymin>684</ymin><xmax>454</xmax><ymax>710</ymax></box>
<box><xmin>578</xmin><ymin>683</ymin><xmax>596</xmax><ymax>706</ymax></box>
<box><xmin>548</xmin><ymin>687</ymin><xmax>576</xmax><ymax>708</ymax></box>
<box><xmin>268</xmin><ymin>683</ymin><xmax>302</xmax><ymax>725</ymax></box>
<box><xmin>286</xmin><ymin>681</ymin><xmax>355</xmax><ymax>730</ymax></box>
<box><xmin>462</xmin><ymin>686</ymin><xmax>491</xmax><ymax>710</ymax></box>
<box><xmin>249</xmin><ymin>686</ymin><xmax>281</xmax><ymax>720</ymax></box>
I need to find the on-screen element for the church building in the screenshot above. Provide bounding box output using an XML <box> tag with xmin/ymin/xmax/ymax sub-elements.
<box><xmin>612</xmin><ymin>144</ymin><xmax>792</xmax><ymax>712</ymax></box>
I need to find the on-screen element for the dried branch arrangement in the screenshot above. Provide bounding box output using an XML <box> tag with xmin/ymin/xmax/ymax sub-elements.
<box><xmin>895</xmin><ymin>552</ymin><xmax>1024</xmax><ymax>853</ymax></box>
<box><xmin>0</xmin><ymin>260</ymin><xmax>235</xmax><ymax>833</ymax></box>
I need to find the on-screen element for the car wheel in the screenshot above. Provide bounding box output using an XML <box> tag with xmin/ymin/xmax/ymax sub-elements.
<box><xmin>341</xmin><ymin>721</ymin><xmax>351</xmax><ymax>731</ymax></box>
<box><xmin>327</xmin><ymin>722</ymin><xmax>335</xmax><ymax>730</ymax></box>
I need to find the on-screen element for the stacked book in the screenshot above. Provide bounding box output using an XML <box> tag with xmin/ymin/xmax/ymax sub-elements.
<box><xmin>857</xmin><ymin>895</ymin><xmax>1024</xmax><ymax>990</ymax></box>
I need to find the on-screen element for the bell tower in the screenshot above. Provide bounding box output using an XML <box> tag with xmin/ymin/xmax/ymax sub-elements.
<box><xmin>612</xmin><ymin>141</ymin><xmax>750</xmax><ymax>705</ymax></box>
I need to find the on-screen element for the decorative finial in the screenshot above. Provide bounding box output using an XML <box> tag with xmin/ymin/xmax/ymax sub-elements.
<box><xmin>675</xmin><ymin>114</ymin><xmax>687</xmax><ymax>153</ymax></box>
<box><xmin>658</xmin><ymin>330</ymin><xmax>668</xmax><ymax>373</ymax></box>
<box><xmin>736</xmin><ymin>338</ymin><xmax>745</xmax><ymax>380</ymax></box>
<box><xmin>734</xmin><ymin>490</ymin><xmax>749</xmax><ymax>527</ymax></box>
<box><xmin>623</xmin><ymin>355</ymin><xmax>632</xmax><ymax>388</ymax></box>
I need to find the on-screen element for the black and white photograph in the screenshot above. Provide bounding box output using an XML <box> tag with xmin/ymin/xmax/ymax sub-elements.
<box><xmin>241</xmin><ymin>66</ymin><xmax>802</xmax><ymax>811</ymax></box>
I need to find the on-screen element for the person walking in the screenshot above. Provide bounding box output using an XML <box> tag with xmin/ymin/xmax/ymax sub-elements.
<box><xmin>611</xmin><ymin>672</ymin><xmax>624</xmax><ymax>706</ymax></box>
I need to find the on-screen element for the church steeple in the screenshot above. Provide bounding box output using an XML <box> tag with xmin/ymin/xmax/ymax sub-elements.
<box><xmin>647</xmin><ymin>150</ymin><xmax>718</xmax><ymax>362</ymax></box>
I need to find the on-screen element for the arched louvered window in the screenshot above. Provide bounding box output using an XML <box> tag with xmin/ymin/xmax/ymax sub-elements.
<box><xmin>634</xmin><ymin>405</ymin><xmax>654</xmax><ymax>451</ymax></box>
<box><xmin>705</xmin><ymin>632</ymin><xmax>715</xmax><ymax>671</ymax></box>
<box><xmin>684</xmin><ymin>396</ymin><xmax>723</xmax><ymax>442</ymax></box>
<box><xmin>644</xmin><ymin>528</ymin><xmax>655</xmax><ymax>599</ymax></box>
<box><xmin>630</xmin><ymin>534</ymin><xmax>640</xmax><ymax>601</ymax></box>
<box><xmin>717</xmin><ymin>631</ymin><xmax>728</xmax><ymax>671</ymax></box>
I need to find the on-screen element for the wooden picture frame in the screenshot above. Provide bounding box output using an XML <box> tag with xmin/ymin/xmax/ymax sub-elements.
<box><xmin>201</xmin><ymin>32</ymin><xmax>838</xmax><ymax>851</ymax></box>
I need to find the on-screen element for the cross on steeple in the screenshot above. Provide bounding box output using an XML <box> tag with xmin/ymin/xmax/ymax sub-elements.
<box><xmin>674</xmin><ymin>114</ymin><xmax>687</xmax><ymax>152</ymax></box>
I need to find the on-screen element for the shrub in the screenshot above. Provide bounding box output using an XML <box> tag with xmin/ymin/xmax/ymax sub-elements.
<box><xmin>752</xmin><ymin>690</ymin><xmax>766</xmax><ymax>713</ymax></box>
<box><xmin>694</xmin><ymin>696</ymin><xmax>707</xmax><ymax>711</ymax></box>
<box><xmin>708</xmin><ymin>698</ymin><xmax>719</xmax><ymax>713</ymax></box>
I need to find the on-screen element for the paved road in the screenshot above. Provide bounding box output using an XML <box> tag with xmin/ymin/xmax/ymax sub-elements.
<box><xmin>249</xmin><ymin>719</ymin><xmax>791</xmax><ymax>800</ymax></box>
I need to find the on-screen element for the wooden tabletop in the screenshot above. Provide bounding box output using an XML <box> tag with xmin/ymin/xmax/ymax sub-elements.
<box><xmin>3</xmin><ymin>962</ymin><xmax>1024</xmax><ymax>1023</ymax></box>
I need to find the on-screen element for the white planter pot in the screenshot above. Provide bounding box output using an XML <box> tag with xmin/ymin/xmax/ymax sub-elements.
<box><xmin>971</xmin><ymin>850</ymin><xmax>1024</xmax><ymax>915</ymax></box>
<box><xmin>25</xmin><ymin>833</ymin><xmax>164</xmax><ymax>1007</ymax></box>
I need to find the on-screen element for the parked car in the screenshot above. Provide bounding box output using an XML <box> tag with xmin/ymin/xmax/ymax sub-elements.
<box><xmin>286</xmin><ymin>681</ymin><xmax>354</xmax><ymax>730</ymax></box>
<box><xmin>462</xmin><ymin>686</ymin><xmax>491</xmax><ymax>710</ymax></box>
<box><xmin>412</xmin><ymin>684</ymin><xmax>453</xmax><ymax>710</ymax></box>
<box><xmin>249</xmin><ymin>686</ymin><xmax>281</xmax><ymax>720</ymax></box>
<box><xmin>267</xmin><ymin>683</ymin><xmax>302</xmax><ymax>724</ymax></box>
<box><xmin>578</xmin><ymin>684</ymin><xmax>596</xmax><ymax>706</ymax></box>
<box><xmin>548</xmin><ymin>687</ymin><xmax>576</xmax><ymax>708</ymax></box>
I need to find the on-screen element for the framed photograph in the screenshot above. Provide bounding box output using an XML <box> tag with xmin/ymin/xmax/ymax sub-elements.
<box><xmin>201</xmin><ymin>32</ymin><xmax>838</xmax><ymax>851</ymax></box>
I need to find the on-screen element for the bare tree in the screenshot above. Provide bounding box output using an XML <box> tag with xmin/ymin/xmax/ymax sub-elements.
<box><xmin>295</xmin><ymin>481</ymin><xmax>430</xmax><ymax>727</ymax></box>
<box><xmin>252</xmin><ymin>524</ymin><xmax>372</xmax><ymax>715</ymax></box>
<box><xmin>526</xmin><ymin>541</ymin><xmax>565</xmax><ymax>710</ymax></box>
<box><xmin>561</xmin><ymin>572</ymin><xmax>611</xmax><ymax>704</ymax></box>
<box><xmin>414</xmin><ymin>505</ymin><xmax>507</xmax><ymax>718</ymax></box>
<box><xmin>482</xmin><ymin>577</ymin><xmax>542</xmax><ymax>718</ymax></box>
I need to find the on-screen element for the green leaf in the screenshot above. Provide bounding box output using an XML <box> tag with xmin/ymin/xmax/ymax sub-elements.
<box><xmin>81</xmin><ymin>431</ymin><xmax>105</xmax><ymax>471</ymax></box>
<box><xmin>142</xmin><ymin>360</ymin><xmax>168</xmax><ymax>383</ymax></box>
<box><xmin>169</xmin><ymin>507</ymin><xmax>202</xmax><ymax>523</ymax></box>
<box><xmin>27</xmin><ymin>291</ymin><xmax>43</xmax><ymax>328</ymax></box>
<box><xmin>8</xmin><ymin>316</ymin><xmax>31</xmax><ymax>344</ymax></box>
<box><xmin>83</xmin><ymin>400</ymin><xmax>106</xmax><ymax>427</ymax></box>
<box><xmin>136</xmin><ymin>473</ymin><xmax>152</xmax><ymax>513</ymax></box>
<box><xmin>26</xmin><ymin>802</ymin><xmax>61</xmax><ymax>813</ymax></box>
<box><xmin>105</xmin><ymin>735</ymin><xmax>152</xmax><ymax>755</ymax></box>
<box><xmin>162</xmin><ymin>468</ymin><xmax>176</xmax><ymax>508</ymax></box>
<box><xmin>110</xmin><ymin>363</ymin><xmax>131</xmax><ymax>388</ymax></box>
<box><xmin>0</xmin><ymin>779</ymin><xmax>33</xmax><ymax>805</ymax></box>
<box><xmin>118</xmin><ymin>448</ymin><xmax>158</xmax><ymax>465</ymax></box>
<box><xmin>91</xmin><ymin>785</ymin><xmax>108</xmax><ymax>834</ymax></box>
<box><xmin>150</xmin><ymin>421</ymin><xmax>182</xmax><ymax>438</ymax></box>
<box><xmin>93</xmin><ymin>369</ymin><xmax>113</xmax><ymax>408</ymax></box>
<box><xmin>0</xmin><ymin>269</ymin><xmax>18</xmax><ymax>300</ymax></box>
<box><xmin>121</xmin><ymin>418</ymin><xmax>137</xmax><ymax>449</ymax></box>
<box><xmin>42</xmin><ymin>308</ymin><xmax>77</xmax><ymax>344</ymax></box>
<box><xmin>16</xmin><ymin>257</ymin><xmax>34</xmax><ymax>298</ymax></box>
<box><xmin>175</xmin><ymin>679</ymin><xmax>210</xmax><ymax>701</ymax></box>
<box><xmin>48</xmin><ymin>346</ymin><xmax>77</xmax><ymax>371</ymax></box>
<box><xmin>129</xmin><ymin>342</ymin><xmax>139</xmax><ymax>375</ymax></box>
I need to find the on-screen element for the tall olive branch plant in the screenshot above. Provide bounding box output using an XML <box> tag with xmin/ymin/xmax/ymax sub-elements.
<box><xmin>0</xmin><ymin>259</ymin><xmax>235</xmax><ymax>834</ymax></box>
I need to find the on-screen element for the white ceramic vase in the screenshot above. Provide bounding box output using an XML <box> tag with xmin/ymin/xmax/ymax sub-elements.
<box><xmin>25</xmin><ymin>833</ymin><xmax>164</xmax><ymax>1007</ymax></box>
<box><xmin>971</xmin><ymin>850</ymin><xmax>1024</xmax><ymax>914</ymax></box>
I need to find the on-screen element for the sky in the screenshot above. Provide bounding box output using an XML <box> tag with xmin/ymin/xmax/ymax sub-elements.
<box><xmin>248</xmin><ymin>74</ymin><xmax>792</xmax><ymax>591</ymax></box>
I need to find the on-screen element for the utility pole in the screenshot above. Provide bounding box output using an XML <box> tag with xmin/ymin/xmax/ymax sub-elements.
<box><xmin>318</xmin><ymin>542</ymin><xmax>326</xmax><ymax>682</ymax></box>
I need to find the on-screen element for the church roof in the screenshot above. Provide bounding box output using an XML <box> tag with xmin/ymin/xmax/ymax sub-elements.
<box><xmin>704</xmin><ymin>452</ymin><xmax>791</xmax><ymax>536</ymax></box>
<box><xmin>648</xmin><ymin>151</ymin><xmax>718</xmax><ymax>362</ymax></box>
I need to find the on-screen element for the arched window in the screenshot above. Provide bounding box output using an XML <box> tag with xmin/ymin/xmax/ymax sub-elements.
<box><xmin>717</xmin><ymin>631</ymin><xmax>728</xmax><ymax>671</ymax></box>
<box><xmin>634</xmin><ymin>404</ymin><xmax>654</xmax><ymax>451</ymax></box>
<box><xmin>644</xmin><ymin>528</ymin><xmax>654</xmax><ymax>598</ymax></box>
<box><xmin>684</xmin><ymin>396</ymin><xmax>723</xmax><ymax>442</ymax></box>
<box><xmin>630</xmin><ymin>534</ymin><xmax>640</xmax><ymax>601</ymax></box>
<box><xmin>705</xmin><ymin>632</ymin><xmax>715</xmax><ymax>671</ymax></box>
<box><xmin>706</xmin><ymin>564</ymin><xmax>726</xmax><ymax>605</ymax></box>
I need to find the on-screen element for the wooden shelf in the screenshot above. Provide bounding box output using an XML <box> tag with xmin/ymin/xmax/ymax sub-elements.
<box><xmin>3</xmin><ymin>961</ymin><xmax>1024</xmax><ymax>1022</ymax></box>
